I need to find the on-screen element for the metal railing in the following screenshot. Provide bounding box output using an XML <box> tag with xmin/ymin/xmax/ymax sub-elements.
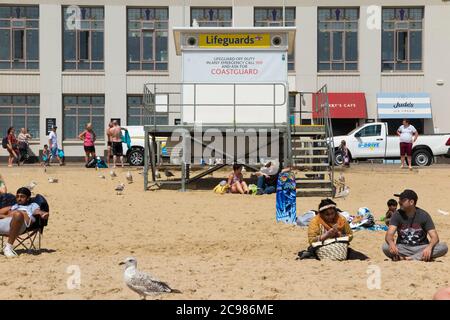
<box><xmin>143</xmin><ymin>82</ymin><xmax>287</xmax><ymax>131</ymax></box>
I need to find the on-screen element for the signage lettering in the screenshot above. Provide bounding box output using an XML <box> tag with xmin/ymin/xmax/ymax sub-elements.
<box><xmin>199</xmin><ymin>33</ymin><xmax>271</xmax><ymax>48</ymax></box>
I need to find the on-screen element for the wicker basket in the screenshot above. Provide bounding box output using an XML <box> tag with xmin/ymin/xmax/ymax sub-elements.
<box><xmin>316</xmin><ymin>242</ymin><xmax>349</xmax><ymax>261</ymax></box>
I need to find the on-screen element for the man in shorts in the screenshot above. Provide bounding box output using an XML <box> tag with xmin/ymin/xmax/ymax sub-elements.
<box><xmin>109</xmin><ymin>121</ymin><xmax>128</xmax><ymax>168</ymax></box>
<box><xmin>0</xmin><ymin>187</ymin><xmax>49</xmax><ymax>258</ymax></box>
<box><xmin>48</xmin><ymin>125</ymin><xmax>64</xmax><ymax>165</ymax></box>
<box><xmin>397</xmin><ymin>119</ymin><xmax>418</xmax><ymax>170</ymax></box>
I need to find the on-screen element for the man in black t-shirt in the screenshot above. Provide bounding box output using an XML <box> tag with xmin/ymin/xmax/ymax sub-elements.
<box><xmin>382</xmin><ymin>189</ymin><xmax>448</xmax><ymax>261</ymax></box>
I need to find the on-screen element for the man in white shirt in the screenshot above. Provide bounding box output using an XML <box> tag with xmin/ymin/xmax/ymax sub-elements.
<box><xmin>48</xmin><ymin>125</ymin><xmax>64</xmax><ymax>165</ymax></box>
<box><xmin>397</xmin><ymin>119</ymin><xmax>419</xmax><ymax>170</ymax></box>
<box><xmin>0</xmin><ymin>187</ymin><xmax>49</xmax><ymax>258</ymax></box>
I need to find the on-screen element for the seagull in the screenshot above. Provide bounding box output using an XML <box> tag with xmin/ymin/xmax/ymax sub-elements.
<box><xmin>335</xmin><ymin>186</ymin><xmax>350</xmax><ymax>199</ymax></box>
<box><xmin>98</xmin><ymin>174</ymin><xmax>106</xmax><ymax>179</ymax></box>
<box><xmin>338</xmin><ymin>173</ymin><xmax>346</xmax><ymax>193</ymax></box>
<box><xmin>126</xmin><ymin>171</ymin><xmax>133</xmax><ymax>184</ymax></box>
<box><xmin>119</xmin><ymin>257</ymin><xmax>181</xmax><ymax>300</ymax></box>
<box><xmin>110</xmin><ymin>170</ymin><xmax>117</xmax><ymax>178</ymax></box>
<box><xmin>192</xmin><ymin>18</ymin><xmax>199</xmax><ymax>28</ymax></box>
<box><xmin>115</xmin><ymin>183</ymin><xmax>125</xmax><ymax>195</ymax></box>
<box><xmin>164</xmin><ymin>169</ymin><xmax>174</xmax><ymax>179</ymax></box>
<box><xmin>48</xmin><ymin>178</ymin><xmax>58</xmax><ymax>183</ymax></box>
<box><xmin>26</xmin><ymin>181</ymin><xmax>37</xmax><ymax>190</ymax></box>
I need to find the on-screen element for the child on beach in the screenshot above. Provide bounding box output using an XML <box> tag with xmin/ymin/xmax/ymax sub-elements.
<box><xmin>384</xmin><ymin>199</ymin><xmax>398</xmax><ymax>226</ymax></box>
<box><xmin>42</xmin><ymin>144</ymin><xmax>50</xmax><ymax>167</ymax></box>
<box><xmin>339</xmin><ymin>140</ymin><xmax>350</xmax><ymax>167</ymax></box>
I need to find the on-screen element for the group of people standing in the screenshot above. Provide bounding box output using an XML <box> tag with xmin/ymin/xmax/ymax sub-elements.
<box><xmin>3</xmin><ymin>120</ymin><xmax>128</xmax><ymax>169</ymax></box>
<box><xmin>3</xmin><ymin>127</ymin><xmax>33</xmax><ymax>167</ymax></box>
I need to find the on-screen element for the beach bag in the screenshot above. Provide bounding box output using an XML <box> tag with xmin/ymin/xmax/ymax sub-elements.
<box><xmin>58</xmin><ymin>149</ymin><xmax>65</xmax><ymax>158</ymax></box>
<box><xmin>85</xmin><ymin>157</ymin><xmax>97</xmax><ymax>168</ymax></box>
<box><xmin>213</xmin><ymin>181</ymin><xmax>229</xmax><ymax>194</ymax></box>
<box><xmin>248</xmin><ymin>184</ymin><xmax>258</xmax><ymax>195</ymax></box>
<box><xmin>2</xmin><ymin>137</ymin><xmax>8</xmax><ymax>149</ymax></box>
<box><xmin>312</xmin><ymin>237</ymin><xmax>349</xmax><ymax>261</ymax></box>
<box><xmin>96</xmin><ymin>158</ymin><xmax>108</xmax><ymax>168</ymax></box>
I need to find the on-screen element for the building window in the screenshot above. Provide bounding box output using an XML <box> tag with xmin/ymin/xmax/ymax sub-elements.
<box><xmin>382</xmin><ymin>8</ymin><xmax>423</xmax><ymax>71</ymax></box>
<box><xmin>127</xmin><ymin>8</ymin><xmax>169</xmax><ymax>71</ymax></box>
<box><xmin>191</xmin><ymin>7</ymin><xmax>232</xmax><ymax>27</ymax></box>
<box><xmin>318</xmin><ymin>8</ymin><xmax>359</xmax><ymax>72</ymax></box>
<box><xmin>63</xmin><ymin>95</ymin><xmax>105</xmax><ymax>140</ymax></box>
<box><xmin>0</xmin><ymin>95</ymin><xmax>40</xmax><ymax>138</ymax></box>
<box><xmin>63</xmin><ymin>6</ymin><xmax>104</xmax><ymax>71</ymax></box>
<box><xmin>127</xmin><ymin>95</ymin><xmax>168</xmax><ymax>125</ymax></box>
<box><xmin>0</xmin><ymin>6</ymin><xmax>39</xmax><ymax>70</ymax></box>
<box><xmin>254</xmin><ymin>7</ymin><xmax>295</xmax><ymax>71</ymax></box>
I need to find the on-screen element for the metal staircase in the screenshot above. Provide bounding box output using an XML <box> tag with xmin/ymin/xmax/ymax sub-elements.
<box><xmin>289</xmin><ymin>86</ymin><xmax>335</xmax><ymax>197</ymax></box>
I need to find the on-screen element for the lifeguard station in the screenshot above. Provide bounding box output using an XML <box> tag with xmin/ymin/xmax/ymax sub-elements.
<box><xmin>142</xmin><ymin>27</ymin><xmax>335</xmax><ymax>196</ymax></box>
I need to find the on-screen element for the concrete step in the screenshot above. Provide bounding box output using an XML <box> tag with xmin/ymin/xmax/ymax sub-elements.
<box><xmin>293</xmin><ymin>162</ymin><xmax>329</xmax><ymax>167</ymax></box>
<box><xmin>296</xmin><ymin>171</ymin><xmax>330</xmax><ymax>175</ymax></box>
<box><xmin>296</xmin><ymin>188</ymin><xmax>334</xmax><ymax>197</ymax></box>
<box><xmin>292</xmin><ymin>155</ymin><xmax>329</xmax><ymax>159</ymax></box>
<box><xmin>291</xmin><ymin>139</ymin><xmax>327</xmax><ymax>143</ymax></box>
<box><xmin>293</xmin><ymin>147</ymin><xmax>329</xmax><ymax>151</ymax></box>
<box><xmin>296</xmin><ymin>179</ymin><xmax>331</xmax><ymax>184</ymax></box>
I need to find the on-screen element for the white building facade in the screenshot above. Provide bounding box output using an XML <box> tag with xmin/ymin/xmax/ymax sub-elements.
<box><xmin>1</xmin><ymin>0</ymin><xmax>450</xmax><ymax>157</ymax></box>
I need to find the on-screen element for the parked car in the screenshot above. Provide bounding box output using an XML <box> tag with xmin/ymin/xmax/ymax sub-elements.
<box><xmin>332</xmin><ymin>122</ymin><xmax>450</xmax><ymax>166</ymax></box>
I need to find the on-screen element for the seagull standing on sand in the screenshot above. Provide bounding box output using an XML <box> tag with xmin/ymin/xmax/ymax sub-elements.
<box><xmin>110</xmin><ymin>170</ymin><xmax>117</xmax><ymax>179</ymax></box>
<box><xmin>126</xmin><ymin>171</ymin><xmax>133</xmax><ymax>184</ymax></box>
<box><xmin>119</xmin><ymin>257</ymin><xmax>181</xmax><ymax>300</ymax></box>
<box><xmin>26</xmin><ymin>181</ymin><xmax>37</xmax><ymax>190</ymax></box>
<box><xmin>115</xmin><ymin>182</ymin><xmax>125</xmax><ymax>195</ymax></box>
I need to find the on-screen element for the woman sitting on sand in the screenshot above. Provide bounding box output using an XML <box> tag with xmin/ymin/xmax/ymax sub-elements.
<box><xmin>308</xmin><ymin>199</ymin><xmax>353</xmax><ymax>245</ymax></box>
<box><xmin>227</xmin><ymin>164</ymin><xmax>249</xmax><ymax>194</ymax></box>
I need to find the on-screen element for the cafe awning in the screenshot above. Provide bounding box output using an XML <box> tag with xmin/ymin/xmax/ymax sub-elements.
<box><xmin>313</xmin><ymin>93</ymin><xmax>367</xmax><ymax>119</ymax></box>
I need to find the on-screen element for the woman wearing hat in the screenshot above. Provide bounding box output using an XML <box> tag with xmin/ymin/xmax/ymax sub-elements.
<box><xmin>308</xmin><ymin>199</ymin><xmax>353</xmax><ymax>245</ymax></box>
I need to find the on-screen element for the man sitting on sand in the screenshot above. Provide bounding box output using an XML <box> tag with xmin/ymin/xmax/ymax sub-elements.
<box><xmin>254</xmin><ymin>160</ymin><xmax>280</xmax><ymax>195</ymax></box>
<box><xmin>0</xmin><ymin>187</ymin><xmax>49</xmax><ymax>258</ymax></box>
<box><xmin>382</xmin><ymin>189</ymin><xmax>448</xmax><ymax>261</ymax></box>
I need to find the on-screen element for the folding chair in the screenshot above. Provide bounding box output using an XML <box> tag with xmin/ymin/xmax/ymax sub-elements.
<box><xmin>0</xmin><ymin>194</ymin><xmax>49</xmax><ymax>252</ymax></box>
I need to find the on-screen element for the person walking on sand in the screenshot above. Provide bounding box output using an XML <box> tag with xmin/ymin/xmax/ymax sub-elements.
<box><xmin>109</xmin><ymin>121</ymin><xmax>127</xmax><ymax>168</ymax></box>
<box><xmin>382</xmin><ymin>189</ymin><xmax>448</xmax><ymax>261</ymax></box>
<box><xmin>17</xmin><ymin>128</ymin><xmax>32</xmax><ymax>164</ymax></box>
<box><xmin>106</xmin><ymin>122</ymin><xmax>113</xmax><ymax>167</ymax></box>
<box><xmin>79</xmin><ymin>123</ymin><xmax>97</xmax><ymax>164</ymax></box>
<box><xmin>48</xmin><ymin>125</ymin><xmax>64</xmax><ymax>166</ymax></box>
<box><xmin>397</xmin><ymin>119</ymin><xmax>418</xmax><ymax>170</ymax></box>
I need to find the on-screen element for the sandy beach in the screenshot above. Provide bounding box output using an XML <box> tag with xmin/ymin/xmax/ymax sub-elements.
<box><xmin>0</xmin><ymin>164</ymin><xmax>449</xmax><ymax>300</ymax></box>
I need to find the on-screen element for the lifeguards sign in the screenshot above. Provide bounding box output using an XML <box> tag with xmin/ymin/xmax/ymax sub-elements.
<box><xmin>198</xmin><ymin>33</ymin><xmax>271</xmax><ymax>48</ymax></box>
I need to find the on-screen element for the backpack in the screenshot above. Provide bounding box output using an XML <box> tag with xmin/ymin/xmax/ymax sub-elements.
<box><xmin>85</xmin><ymin>157</ymin><xmax>97</xmax><ymax>168</ymax></box>
<box><xmin>213</xmin><ymin>181</ymin><xmax>230</xmax><ymax>194</ymax></box>
<box><xmin>29</xmin><ymin>194</ymin><xmax>49</xmax><ymax>228</ymax></box>
<box><xmin>2</xmin><ymin>136</ymin><xmax>8</xmax><ymax>149</ymax></box>
<box><xmin>96</xmin><ymin>158</ymin><xmax>108</xmax><ymax>168</ymax></box>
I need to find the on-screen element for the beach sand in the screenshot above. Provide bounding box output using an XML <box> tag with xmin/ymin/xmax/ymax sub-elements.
<box><xmin>0</xmin><ymin>164</ymin><xmax>449</xmax><ymax>300</ymax></box>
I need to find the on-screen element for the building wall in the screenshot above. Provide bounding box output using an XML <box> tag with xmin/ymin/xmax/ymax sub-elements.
<box><xmin>1</xmin><ymin>0</ymin><xmax>450</xmax><ymax>157</ymax></box>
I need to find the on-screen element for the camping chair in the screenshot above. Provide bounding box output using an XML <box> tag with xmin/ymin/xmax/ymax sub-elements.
<box><xmin>0</xmin><ymin>194</ymin><xmax>49</xmax><ymax>252</ymax></box>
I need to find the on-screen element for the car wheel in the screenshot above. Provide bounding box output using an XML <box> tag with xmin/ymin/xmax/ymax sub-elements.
<box><xmin>334</xmin><ymin>150</ymin><xmax>344</xmax><ymax>166</ymax></box>
<box><xmin>128</xmin><ymin>149</ymin><xmax>144</xmax><ymax>166</ymax></box>
<box><xmin>412</xmin><ymin>149</ymin><xmax>432</xmax><ymax>166</ymax></box>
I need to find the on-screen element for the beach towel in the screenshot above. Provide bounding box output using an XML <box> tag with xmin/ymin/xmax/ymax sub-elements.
<box><xmin>296</xmin><ymin>210</ymin><xmax>316</xmax><ymax>227</ymax></box>
<box><xmin>276</xmin><ymin>171</ymin><xmax>297</xmax><ymax>224</ymax></box>
<box><xmin>121</xmin><ymin>130</ymin><xmax>131</xmax><ymax>149</ymax></box>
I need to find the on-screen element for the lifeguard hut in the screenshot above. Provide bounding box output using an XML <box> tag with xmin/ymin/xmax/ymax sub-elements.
<box><xmin>142</xmin><ymin>27</ymin><xmax>335</xmax><ymax>196</ymax></box>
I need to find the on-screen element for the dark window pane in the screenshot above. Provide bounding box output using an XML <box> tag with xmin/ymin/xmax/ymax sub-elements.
<box><xmin>64</xmin><ymin>30</ymin><xmax>76</xmax><ymax>60</ymax></box>
<box><xmin>0</xmin><ymin>29</ymin><xmax>10</xmax><ymax>60</ymax></box>
<box><xmin>396</xmin><ymin>31</ymin><xmax>408</xmax><ymax>61</ymax></box>
<box><xmin>25</xmin><ymin>6</ymin><xmax>39</xmax><ymax>19</ymax></box>
<box><xmin>345</xmin><ymin>63</ymin><xmax>358</xmax><ymax>70</ymax></box>
<box><xmin>0</xmin><ymin>7</ymin><xmax>11</xmax><ymax>18</ymax></box>
<box><xmin>409</xmin><ymin>63</ymin><xmax>422</xmax><ymax>70</ymax></box>
<box><xmin>128</xmin><ymin>62</ymin><xmax>140</xmax><ymax>70</ymax></box>
<box><xmin>345</xmin><ymin>32</ymin><xmax>357</xmax><ymax>61</ymax></box>
<box><xmin>142</xmin><ymin>31</ymin><xmax>153</xmax><ymax>61</ymax></box>
<box><xmin>318</xmin><ymin>32</ymin><xmax>330</xmax><ymax>62</ymax></box>
<box><xmin>79</xmin><ymin>31</ymin><xmax>90</xmax><ymax>60</ymax></box>
<box><xmin>128</xmin><ymin>31</ymin><xmax>140</xmax><ymax>62</ymax></box>
<box><xmin>0</xmin><ymin>96</ymin><xmax>12</xmax><ymax>105</ymax></box>
<box><xmin>410</xmin><ymin>31</ymin><xmax>422</xmax><ymax>61</ymax></box>
<box><xmin>318</xmin><ymin>63</ymin><xmax>330</xmax><ymax>71</ymax></box>
<box><xmin>26</xmin><ymin>29</ymin><xmax>39</xmax><ymax>60</ymax></box>
<box><xmin>13</xmin><ymin>29</ymin><xmax>24</xmax><ymax>59</ymax></box>
<box><xmin>64</xmin><ymin>115</ymin><xmax>76</xmax><ymax>139</ymax></box>
<box><xmin>382</xmin><ymin>31</ymin><xmax>394</xmax><ymax>61</ymax></box>
<box><xmin>27</xmin><ymin>116</ymin><xmax>39</xmax><ymax>138</ymax></box>
<box><xmin>13</xmin><ymin>95</ymin><xmax>26</xmax><ymax>105</ymax></box>
<box><xmin>91</xmin><ymin>62</ymin><xmax>103</xmax><ymax>70</ymax></box>
<box><xmin>331</xmin><ymin>63</ymin><xmax>344</xmax><ymax>70</ymax></box>
<box><xmin>332</xmin><ymin>32</ymin><xmax>343</xmax><ymax>60</ymax></box>
<box><xmin>91</xmin><ymin>31</ymin><xmax>103</xmax><ymax>61</ymax></box>
<box><xmin>155</xmin><ymin>31</ymin><xmax>168</xmax><ymax>62</ymax></box>
<box><xmin>91</xmin><ymin>116</ymin><xmax>104</xmax><ymax>139</ymax></box>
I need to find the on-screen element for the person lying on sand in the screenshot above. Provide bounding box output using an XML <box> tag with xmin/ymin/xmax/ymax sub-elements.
<box><xmin>382</xmin><ymin>189</ymin><xmax>448</xmax><ymax>261</ymax></box>
<box><xmin>0</xmin><ymin>187</ymin><xmax>49</xmax><ymax>258</ymax></box>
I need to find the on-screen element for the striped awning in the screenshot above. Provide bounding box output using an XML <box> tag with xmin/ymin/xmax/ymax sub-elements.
<box><xmin>377</xmin><ymin>93</ymin><xmax>432</xmax><ymax>119</ymax></box>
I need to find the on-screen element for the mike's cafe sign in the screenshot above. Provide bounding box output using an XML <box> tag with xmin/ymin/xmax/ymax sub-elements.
<box><xmin>198</xmin><ymin>33</ymin><xmax>271</xmax><ymax>48</ymax></box>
